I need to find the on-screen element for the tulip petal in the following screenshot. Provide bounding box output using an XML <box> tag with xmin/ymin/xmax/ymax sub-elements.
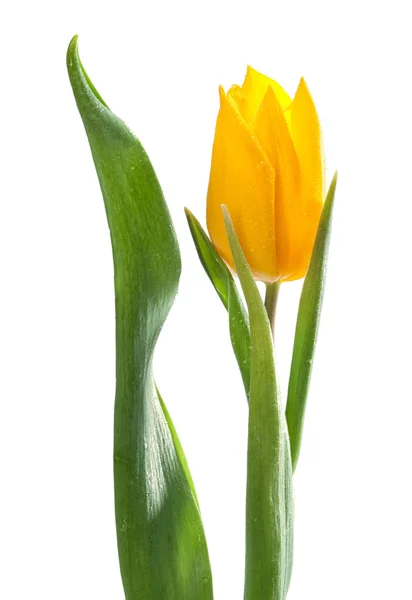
<box><xmin>206</xmin><ymin>87</ymin><xmax>277</xmax><ymax>283</ymax></box>
<box><xmin>287</xmin><ymin>78</ymin><xmax>324</xmax><ymax>280</ymax></box>
<box><xmin>242</xmin><ymin>66</ymin><xmax>292</xmax><ymax>118</ymax></box>
<box><xmin>291</xmin><ymin>78</ymin><xmax>324</xmax><ymax>198</ymax></box>
<box><xmin>252</xmin><ymin>86</ymin><xmax>301</xmax><ymax>280</ymax></box>
<box><xmin>227</xmin><ymin>85</ymin><xmax>255</xmax><ymax>124</ymax></box>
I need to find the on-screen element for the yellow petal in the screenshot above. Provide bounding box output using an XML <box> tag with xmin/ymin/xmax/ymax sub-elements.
<box><xmin>291</xmin><ymin>78</ymin><xmax>324</xmax><ymax>201</ymax></box>
<box><xmin>206</xmin><ymin>87</ymin><xmax>277</xmax><ymax>283</ymax></box>
<box><xmin>227</xmin><ymin>85</ymin><xmax>255</xmax><ymax>124</ymax></box>
<box><xmin>252</xmin><ymin>86</ymin><xmax>301</xmax><ymax>280</ymax></box>
<box><xmin>288</xmin><ymin>78</ymin><xmax>325</xmax><ymax>280</ymax></box>
<box><xmin>241</xmin><ymin>66</ymin><xmax>292</xmax><ymax>119</ymax></box>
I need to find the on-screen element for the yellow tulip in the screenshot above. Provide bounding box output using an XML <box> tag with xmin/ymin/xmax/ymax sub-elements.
<box><xmin>206</xmin><ymin>66</ymin><xmax>325</xmax><ymax>283</ymax></box>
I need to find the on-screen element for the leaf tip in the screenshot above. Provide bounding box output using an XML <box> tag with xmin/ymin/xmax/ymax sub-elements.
<box><xmin>329</xmin><ymin>171</ymin><xmax>338</xmax><ymax>197</ymax></box>
<box><xmin>221</xmin><ymin>204</ymin><xmax>230</xmax><ymax>228</ymax></box>
<box><xmin>184</xmin><ymin>208</ymin><xmax>198</xmax><ymax>237</ymax></box>
<box><xmin>67</xmin><ymin>34</ymin><xmax>79</xmax><ymax>69</ymax></box>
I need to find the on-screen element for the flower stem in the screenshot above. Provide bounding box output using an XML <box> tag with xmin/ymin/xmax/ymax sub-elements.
<box><xmin>264</xmin><ymin>282</ymin><xmax>280</xmax><ymax>339</ymax></box>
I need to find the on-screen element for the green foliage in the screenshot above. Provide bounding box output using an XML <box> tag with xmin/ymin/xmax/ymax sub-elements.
<box><xmin>185</xmin><ymin>209</ymin><xmax>251</xmax><ymax>395</ymax></box>
<box><xmin>286</xmin><ymin>174</ymin><xmax>337</xmax><ymax>471</ymax></box>
<box><xmin>187</xmin><ymin>178</ymin><xmax>337</xmax><ymax>596</ymax></box>
<box><xmin>67</xmin><ymin>36</ymin><xmax>212</xmax><ymax>600</ymax></box>
<box><xmin>223</xmin><ymin>207</ymin><xmax>293</xmax><ymax>600</ymax></box>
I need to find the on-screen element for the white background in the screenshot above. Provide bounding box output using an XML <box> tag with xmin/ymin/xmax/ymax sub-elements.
<box><xmin>1</xmin><ymin>0</ymin><xmax>411</xmax><ymax>598</ymax></box>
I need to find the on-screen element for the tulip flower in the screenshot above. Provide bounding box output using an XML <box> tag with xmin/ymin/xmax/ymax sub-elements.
<box><xmin>206</xmin><ymin>66</ymin><xmax>325</xmax><ymax>283</ymax></box>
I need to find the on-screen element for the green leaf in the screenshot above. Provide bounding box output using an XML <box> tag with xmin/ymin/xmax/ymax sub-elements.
<box><xmin>286</xmin><ymin>174</ymin><xmax>338</xmax><ymax>472</ymax></box>
<box><xmin>67</xmin><ymin>36</ymin><xmax>212</xmax><ymax>600</ymax></box>
<box><xmin>185</xmin><ymin>208</ymin><xmax>251</xmax><ymax>395</ymax></box>
<box><xmin>222</xmin><ymin>206</ymin><xmax>293</xmax><ymax>600</ymax></box>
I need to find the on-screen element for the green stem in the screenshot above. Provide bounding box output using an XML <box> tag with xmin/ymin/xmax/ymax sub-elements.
<box><xmin>264</xmin><ymin>282</ymin><xmax>280</xmax><ymax>339</ymax></box>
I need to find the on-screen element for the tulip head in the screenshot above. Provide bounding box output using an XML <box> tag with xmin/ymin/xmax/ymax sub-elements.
<box><xmin>206</xmin><ymin>67</ymin><xmax>325</xmax><ymax>283</ymax></box>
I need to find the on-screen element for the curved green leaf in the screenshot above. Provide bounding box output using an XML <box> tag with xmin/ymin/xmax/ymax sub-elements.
<box><xmin>222</xmin><ymin>206</ymin><xmax>293</xmax><ymax>600</ymax></box>
<box><xmin>67</xmin><ymin>36</ymin><xmax>212</xmax><ymax>600</ymax></box>
<box><xmin>185</xmin><ymin>208</ymin><xmax>251</xmax><ymax>395</ymax></box>
<box><xmin>286</xmin><ymin>174</ymin><xmax>338</xmax><ymax>472</ymax></box>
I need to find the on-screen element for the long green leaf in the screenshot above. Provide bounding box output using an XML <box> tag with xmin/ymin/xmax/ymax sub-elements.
<box><xmin>185</xmin><ymin>208</ymin><xmax>251</xmax><ymax>395</ymax></box>
<box><xmin>67</xmin><ymin>36</ymin><xmax>212</xmax><ymax>600</ymax></box>
<box><xmin>286</xmin><ymin>174</ymin><xmax>338</xmax><ymax>472</ymax></box>
<box><xmin>222</xmin><ymin>206</ymin><xmax>293</xmax><ymax>600</ymax></box>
